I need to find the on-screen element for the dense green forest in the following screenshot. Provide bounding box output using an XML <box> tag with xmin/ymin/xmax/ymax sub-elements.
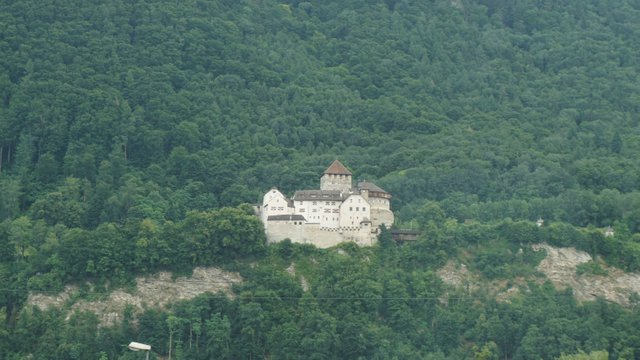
<box><xmin>2</xmin><ymin>0</ymin><xmax>640</xmax><ymax>358</ymax></box>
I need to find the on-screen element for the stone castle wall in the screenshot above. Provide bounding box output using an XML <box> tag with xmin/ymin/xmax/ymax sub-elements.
<box><xmin>266</xmin><ymin>222</ymin><xmax>376</xmax><ymax>248</ymax></box>
<box><xmin>370</xmin><ymin>208</ymin><xmax>394</xmax><ymax>229</ymax></box>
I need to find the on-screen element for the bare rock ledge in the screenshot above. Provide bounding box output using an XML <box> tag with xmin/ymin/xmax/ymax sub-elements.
<box><xmin>26</xmin><ymin>267</ymin><xmax>242</xmax><ymax>326</ymax></box>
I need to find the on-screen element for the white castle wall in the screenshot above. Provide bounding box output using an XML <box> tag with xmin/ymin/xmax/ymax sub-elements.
<box><xmin>266</xmin><ymin>222</ymin><xmax>376</xmax><ymax>248</ymax></box>
<box><xmin>339</xmin><ymin>194</ymin><xmax>370</xmax><ymax>228</ymax></box>
<box><xmin>262</xmin><ymin>189</ymin><xmax>293</xmax><ymax>223</ymax></box>
<box><xmin>295</xmin><ymin>199</ymin><xmax>341</xmax><ymax>227</ymax></box>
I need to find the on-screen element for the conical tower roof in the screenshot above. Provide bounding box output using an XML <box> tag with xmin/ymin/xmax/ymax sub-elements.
<box><xmin>323</xmin><ymin>160</ymin><xmax>352</xmax><ymax>175</ymax></box>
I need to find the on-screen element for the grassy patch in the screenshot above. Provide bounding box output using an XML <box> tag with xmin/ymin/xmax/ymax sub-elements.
<box><xmin>576</xmin><ymin>261</ymin><xmax>608</xmax><ymax>276</ymax></box>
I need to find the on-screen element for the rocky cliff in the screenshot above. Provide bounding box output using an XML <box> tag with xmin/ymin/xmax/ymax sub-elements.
<box><xmin>26</xmin><ymin>243</ymin><xmax>640</xmax><ymax>328</ymax></box>
<box><xmin>26</xmin><ymin>267</ymin><xmax>242</xmax><ymax>326</ymax></box>
<box><xmin>438</xmin><ymin>243</ymin><xmax>640</xmax><ymax>307</ymax></box>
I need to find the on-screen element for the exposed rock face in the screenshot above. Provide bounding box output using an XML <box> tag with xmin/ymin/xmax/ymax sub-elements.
<box><xmin>26</xmin><ymin>267</ymin><xmax>242</xmax><ymax>326</ymax></box>
<box><xmin>534</xmin><ymin>243</ymin><xmax>640</xmax><ymax>306</ymax></box>
<box><xmin>438</xmin><ymin>244</ymin><xmax>640</xmax><ymax>307</ymax></box>
<box><xmin>285</xmin><ymin>262</ymin><xmax>309</xmax><ymax>292</ymax></box>
<box><xmin>437</xmin><ymin>261</ymin><xmax>477</xmax><ymax>292</ymax></box>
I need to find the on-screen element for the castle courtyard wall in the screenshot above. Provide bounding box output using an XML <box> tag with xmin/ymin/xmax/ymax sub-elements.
<box><xmin>266</xmin><ymin>222</ymin><xmax>376</xmax><ymax>248</ymax></box>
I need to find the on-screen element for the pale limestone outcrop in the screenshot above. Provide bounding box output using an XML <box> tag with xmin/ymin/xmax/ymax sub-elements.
<box><xmin>26</xmin><ymin>267</ymin><xmax>241</xmax><ymax>326</ymax></box>
<box><xmin>534</xmin><ymin>243</ymin><xmax>640</xmax><ymax>305</ymax></box>
<box><xmin>437</xmin><ymin>244</ymin><xmax>640</xmax><ymax>306</ymax></box>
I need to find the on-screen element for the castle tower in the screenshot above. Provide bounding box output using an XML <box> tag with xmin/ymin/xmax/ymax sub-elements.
<box><xmin>357</xmin><ymin>181</ymin><xmax>394</xmax><ymax>228</ymax></box>
<box><xmin>320</xmin><ymin>160</ymin><xmax>352</xmax><ymax>192</ymax></box>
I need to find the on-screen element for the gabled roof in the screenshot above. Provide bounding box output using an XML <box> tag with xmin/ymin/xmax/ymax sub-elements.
<box><xmin>323</xmin><ymin>160</ymin><xmax>352</xmax><ymax>176</ymax></box>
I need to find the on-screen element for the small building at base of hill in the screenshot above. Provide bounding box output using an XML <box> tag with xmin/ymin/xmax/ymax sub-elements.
<box><xmin>255</xmin><ymin>160</ymin><xmax>394</xmax><ymax>248</ymax></box>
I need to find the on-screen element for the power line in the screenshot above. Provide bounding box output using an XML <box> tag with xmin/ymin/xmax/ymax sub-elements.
<box><xmin>10</xmin><ymin>287</ymin><xmax>583</xmax><ymax>301</ymax></box>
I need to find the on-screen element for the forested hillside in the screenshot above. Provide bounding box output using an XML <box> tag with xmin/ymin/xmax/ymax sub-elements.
<box><xmin>2</xmin><ymin>0</ymin><xmax>640</xmax><ymax>358</ymax></box>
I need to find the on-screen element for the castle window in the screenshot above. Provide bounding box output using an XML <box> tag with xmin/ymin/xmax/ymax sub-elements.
<box><xmin>312</xmin><ymin>209</ymin><xmax>317</xmax><ymax>212</ymax></box>
<box><xmin>350</xmin><ymin>207</ymin><xmax>353</xmax><ymax>211</ymax></box>
<box><xmin>363</xmin><ymin>208</ymin><xmax>366</xmax><ymax>212</ymax></box>
<box><xmin>300</xmin><ymin>208</ymin><xmax>305</xmax><ymax>212</ymax></box>
<box><xmin>356</xmin><ymin>207</ymin><xmax>359</xmax><ymax>211</ymax></box>
<box><xmin>312</xmin><ymin>201</ymin><xmax>317</xmax><ymax>205</ymax></box>
<box><xmin>271</xmin><ymin>207</ymin><xmax>276</xmax><ymax>210</ymax></box>
<box><xmin>278</xmin><ymin>207</ymin><xmax>284</xmax><ymax>211</ymax></box>
<box><xmin>325</xmin><ymin>201</ymin><xmax>330</xmax><ymax>205</ymax></box>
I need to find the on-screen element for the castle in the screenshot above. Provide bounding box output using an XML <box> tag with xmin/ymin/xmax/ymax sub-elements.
<box><xmin>257</xmin><ymin>160</ymin><xmax>394</xmax><ymax>248</ymax></box>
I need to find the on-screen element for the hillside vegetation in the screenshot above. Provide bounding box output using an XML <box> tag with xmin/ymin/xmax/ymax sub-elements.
<box><xmin>2</xmin><ymin>0</ymin><xmax>640</xmax><ymax>358</ymax></box>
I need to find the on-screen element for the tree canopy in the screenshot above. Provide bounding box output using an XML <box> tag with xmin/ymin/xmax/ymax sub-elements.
<box><xmin>2</xmin><ymin>0</ymin><xmax>640</xmax><ymax>358</ymax></box>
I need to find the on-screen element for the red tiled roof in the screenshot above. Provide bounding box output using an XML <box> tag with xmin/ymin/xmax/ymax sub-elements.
<box><xmin>323</xmin><ymin>160</ymin><xmax>352</xmax><ymax>175</ymax></box>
